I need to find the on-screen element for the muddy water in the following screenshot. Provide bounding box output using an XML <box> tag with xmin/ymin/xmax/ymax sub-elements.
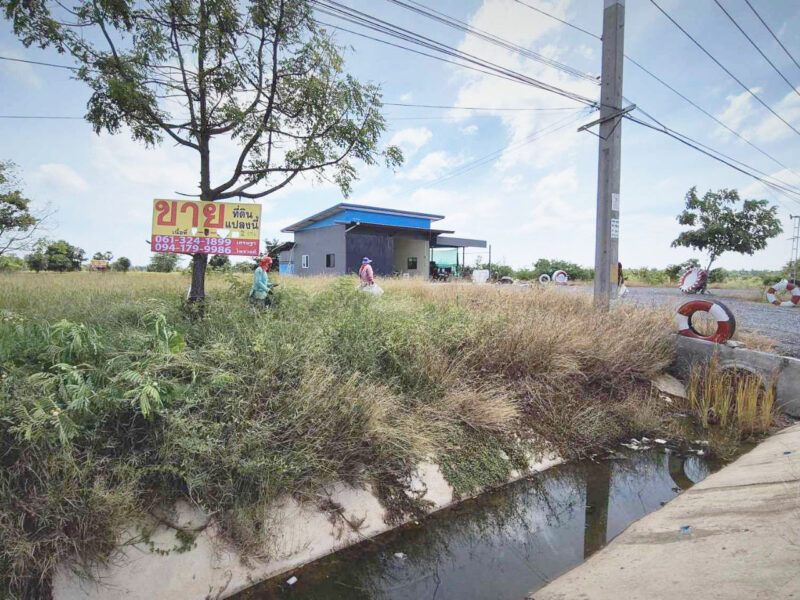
<box><xmin>232</xmin><ymin>450</ymin><xmax>717</xmax><ymax>600</ymax></box>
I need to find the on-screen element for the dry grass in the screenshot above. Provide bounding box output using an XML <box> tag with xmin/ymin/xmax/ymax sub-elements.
<box><xmin>687</xmin><ymin>355</ymin><xmax>777</xmax><ymax>437</ymax></box>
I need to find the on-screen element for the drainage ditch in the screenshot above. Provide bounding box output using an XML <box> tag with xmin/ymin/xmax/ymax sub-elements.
<box><xmin>232</xmin><ymin>449</ymin><xmax>722</xmax><ymax>600</ymax></box>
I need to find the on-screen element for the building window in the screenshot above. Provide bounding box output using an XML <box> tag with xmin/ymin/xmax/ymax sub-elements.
<box><xmin>301</xmin><ymin>255</ymin><xmax>309</xmax><ymax>269</ymax></box>
<box><xmin>326</xmin><ymin>253</ymin><xmax>335</xmax><ymax>268</ymax></box>
<box><xmin>407</xmin><ymin>257</ymin><xmax>418</xmax><ymax>270</ymax></box>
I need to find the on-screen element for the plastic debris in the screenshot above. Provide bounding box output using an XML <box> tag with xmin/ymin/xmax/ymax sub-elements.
<box><xmin>784</xmin><ymin>451</ymin><xmax>792</xmax><ymax>456</ymax></box>
<box><xmin>394</xmin><ymin>552</ymin><xmax>407</xmax><ymax>560</ymax></box>
<box><xmin>655</xmin><ymin>439</ymin><xmax>667</xmax><ymax>445</ymax></box>
<box><xmin>692</xmin><ymin>440</ymin><xmax>710</xmax><ymax>446</ymax></box>
<box><xmin>680</xmin><ymin>525</ymin><xmax>691</xmax><ymax>533</ymax></box>
<box><xmin>286</xmin><ymin>576</ymin><xmax>298</xmax><ymax>586</ymax></box>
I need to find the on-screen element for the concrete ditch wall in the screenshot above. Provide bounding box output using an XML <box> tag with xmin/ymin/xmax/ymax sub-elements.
<box><xmin>53</xmin><ymin>456</ymin><xmax>561</xmax><ymax>600</ymax></box>
<box><xmin>671</xmin><ymin>335</ymin><xmax>800</xmax><ymax>417</ymax></box>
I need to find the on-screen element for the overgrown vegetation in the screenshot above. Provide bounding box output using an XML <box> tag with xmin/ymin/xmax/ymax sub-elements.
<box><xmin>688</xmin><ymin>356</ymin><xmax>777</xmax><ymax>437</ymax></box>
<box><xmin>1</xmin><ymin>272</ymin><xmax>678</xmax><ymax>597</ymax></box>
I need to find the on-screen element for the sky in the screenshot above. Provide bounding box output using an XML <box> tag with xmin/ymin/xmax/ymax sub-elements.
<box><xmin>1</xmin><ymin>0</ymin><xmax>800</xmax><ymax>270</ymax></box>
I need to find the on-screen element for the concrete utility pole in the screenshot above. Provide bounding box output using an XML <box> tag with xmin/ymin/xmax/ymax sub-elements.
<box><xmin>593</xmin><ymin>0</ymin><xmax>626</xmax><ymax>309</ymax></box>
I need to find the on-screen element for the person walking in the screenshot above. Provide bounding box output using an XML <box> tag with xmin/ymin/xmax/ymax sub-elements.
<box><xmin>358</xmin><ymin>257</ymin><xmax>375</xmax><ymax>287</ymax></box>
<box><xmin>250</xmin><ymin>255</ymin><xmax>274</xmax><ymax>306</ymax></box>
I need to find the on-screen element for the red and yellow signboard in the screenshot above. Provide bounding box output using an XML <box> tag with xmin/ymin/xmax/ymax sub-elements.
<box><xmin>151</xmin><ymin>199</ymin><xmax>262</xmax><ymax>256</ymax></box>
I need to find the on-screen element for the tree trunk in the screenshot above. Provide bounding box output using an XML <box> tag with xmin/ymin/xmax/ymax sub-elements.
<box><xmin>188</xmin><ymin>1</ymin><xmax>209</xmax><ymax>305</ymax></box>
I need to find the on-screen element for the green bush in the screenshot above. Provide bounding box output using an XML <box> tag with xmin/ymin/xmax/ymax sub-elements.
<box><xmin>532</xmin><ymin>258</ymin><xmax>593</xmax><ymax>281</ymax></box>
<box><xmin>0</xmin><ymin>255</ymin><xmax>25</xmax><ymax>272</ymax></box>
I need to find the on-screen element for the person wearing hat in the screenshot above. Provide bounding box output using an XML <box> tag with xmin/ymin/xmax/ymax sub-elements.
<box><xmin>358</xmin><ymin>256</ymin><xmax>375</xmax><ymax>288</ymax></box>
<box><xmin>250</xmin><ymin>255</ymin><xmax>274</xmax><ymax>306</ymax></box>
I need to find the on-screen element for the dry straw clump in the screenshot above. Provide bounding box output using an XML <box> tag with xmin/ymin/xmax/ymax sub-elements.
<box><xmin>688</xmin><ymin>354</ymin><xmax>777</xmax><ymax>437</ymax></box>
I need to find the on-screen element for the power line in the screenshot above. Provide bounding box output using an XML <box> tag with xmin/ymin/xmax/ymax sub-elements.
<box><xmin>311</xmin><ymin>0</ymin><xmax>599</xmax><ymax>108</ymax></box>
<box><xmin>624</xmin><ymin>55</ymin><xmax>800</xmax><ymax>184</ymax></box>
<box><xmin>711</xmin><ymin>0</ymin><xmax>800</xmax><ymax>99</ymax></box>
<box><xmin>410</xmin><ymin>108</ymin><xmax>592</xmax><ymax>190</ymax></box>
<box><xmin>743</xmin><ymin>0</ymin><xmax>800</xmax><ymax>75</ymax></box>
<box><xmin>318</xmin><ymin>20</ymin><xmax>537</xmax><ymax>88</ymax></box>
<box><xmin>0</xmin><ymin>55</ymin><xmax>77</xmax><ymax>70</ymax></box>
<box><xmin>625</xmin><ymin>110</ymin><xmax>800</xmax><ymax>204</ymax></box>
<box><xmin>383</xmin><ymin>102</ymin><xmax>581</xmax><ymax>111</ymax></box>
<box><xmin>0</xmin><ymin>115</ymin><xmax>84</xmax><ymax>120</ymax></box>
<box><xmin>649</xmin><ymin>0</ymin><xmax>800</xmax><ymax>139</ymax></box>
<box><xmin>512</xmin><ymin>0</ymin><xmax>600</xmax><ymax>40</ymax></box>
<box><xmin>381</xmin><ymin>0</ymin><xmax>599</xmax><ymax>83</ymax></box>
<box><xmin>511</xmin><ymin>0</ymin><xmax>800</xmax><ymax>180</ymax></box>
<box><xmin>631</xmin><ymin>104</ymin><xmax>800</xmax><ymax>198</ymax></box>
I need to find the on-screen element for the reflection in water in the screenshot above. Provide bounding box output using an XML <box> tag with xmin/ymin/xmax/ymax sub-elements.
<box><xmin>233</xmin><ymin>450</ymin><xmax>713</xmax><ymax>600</ymax></box>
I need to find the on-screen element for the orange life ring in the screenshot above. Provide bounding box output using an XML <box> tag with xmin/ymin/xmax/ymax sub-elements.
<box><xmin>675</xmin><ymin>299</ymin><xmax>736</xmax><ymax>343</ymax></box>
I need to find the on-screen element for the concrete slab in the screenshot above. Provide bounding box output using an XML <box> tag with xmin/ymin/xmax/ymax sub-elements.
<box><xmin>530</xmin><ymin>423</ymin><xmax>800</xmax><ymax>600</ymax></box>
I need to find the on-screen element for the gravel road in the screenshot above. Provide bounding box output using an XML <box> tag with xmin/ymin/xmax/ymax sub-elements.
<box><xmin>620</xmin><ymin>286</ymin><xmax>800</xmax><ymax>357</ymax></box>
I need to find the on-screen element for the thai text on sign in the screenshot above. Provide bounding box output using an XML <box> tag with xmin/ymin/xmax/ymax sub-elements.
<box><xmin>150</xmin><ymin>199</ymin><xmax>262</xmax><ymax>256</ymax></box>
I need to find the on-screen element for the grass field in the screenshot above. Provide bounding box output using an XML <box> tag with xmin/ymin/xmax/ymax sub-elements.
<box><xmin>0</xmin><ymin>272</ymin><xmax>777</xmax><ymax>598</ymax></box>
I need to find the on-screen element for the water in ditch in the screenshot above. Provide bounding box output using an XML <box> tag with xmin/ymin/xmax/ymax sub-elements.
<box><xmin>232</xmin><ymin>449</ymin><xmax>718</xmax><ymax>600</ymax></box>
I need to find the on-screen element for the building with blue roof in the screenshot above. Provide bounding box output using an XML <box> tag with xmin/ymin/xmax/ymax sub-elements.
<box><xmin>277</xmin><ymin>203</ymin><xmax>486</xmax><ymax>277</ymax></box>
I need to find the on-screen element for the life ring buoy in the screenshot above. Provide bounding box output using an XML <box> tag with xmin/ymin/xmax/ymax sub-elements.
<box><xmin>679</xmin><ymin>267</ymin><xmax>707</xmax><ymax>294</ymax></box>
<box><xmin>675</xmin><ymin>299</ymin><xmax>736</xmax><ymax>343</ymax></box>
<box><xmin>765</xmin><ymin>279</ymin><xmax>800</xmax><ymax>307</ymax></box>
<box><xmin>552</xmin><ymin>270</ymin><xmax>568</xmax><ymax>284</ymax></box>
<box><xmin>538</xmin><ymin>273</ymin><xmax>551</xmax><ymax>284</ymax></box>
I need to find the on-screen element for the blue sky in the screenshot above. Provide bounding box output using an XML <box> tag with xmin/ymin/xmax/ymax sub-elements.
<box><xmin>1</xmin><ymin>0</ymin><xmax>799</xmax><ymax>269</ymax></box>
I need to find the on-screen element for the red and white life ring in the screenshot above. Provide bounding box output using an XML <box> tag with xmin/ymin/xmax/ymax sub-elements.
<box><xmin>765</xmin><ymin>279</ymin><xmax>800</xmax><ymax>307</ymax></box>
<box><xmin>675</xmin><ymin>299</ymin><xmax>736</xmax><ymax>343</ymax></box>
<box><xmin>679</xmin><ymin>267</ymin><xmax>707</xmax><ymax>294</ymax></box>
<box><xmin>552</xmin><ymin>270</ymin><xmax>568</xmax><ymax>284</ymax></box>
<box><xmin>538</xmin><ymin>273</ymin><xmax>551</xmax><ymax>284</ymax></box>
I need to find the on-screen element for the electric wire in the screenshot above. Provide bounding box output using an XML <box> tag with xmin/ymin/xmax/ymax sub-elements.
<box><xmin>625</xmin><ymin>111</ymin><xmax>800</xmax><ymax>204</ymax></box>
<box><xmin>0</xmin><ymin>55</ymin><xmax>78</xmax><ymax>70</ymax></box>
<box><xmin>511</xmin><ymin>0</ymin><xmax>800</xmax><ymax>181</ymax></box>
<box><xmin>511</xmin><ymin>0</ymin><xmax>600</xmax><ymax>40</ymax></box>
<box><xmin>381</xmin><ymin>0</ymin><xmax>599</xmax><ymax>83</ymax></box>
<box><xmin>743</xmin><ymin>0</ymin><xmax>800</xmax><ymax>75</ymax></box>
<box><xmin>410</xmin><ymin>108</ymin><xmax>592</xmax><ymax>190</ymax></box>
<box><xmin>649</xmin><ymin>0</ymin><xmax>800</xmax><ymax>139</ymax></box>
<box><xmin>383</xmin><ymin>102</ymin><xmax>582</xmax><ymax>111</ymax></box>
<box><xmin>631</xmin><ymin>104</ymin><xmax>800</xmax><ymax>197</ymax></box>
<box><xmin>711</xmin><ymin>0</ymin><xmax>800</xmax><ymax>99</ymax></box>
<box><xmin>0</xmin><ymin>115</ymin><xmax>84</xmax><ymax>119</ymax></box>
<box><xmin>311</xmin><ymin>0</ymin><xmax>599</xmax><ymax>107</ymax></box>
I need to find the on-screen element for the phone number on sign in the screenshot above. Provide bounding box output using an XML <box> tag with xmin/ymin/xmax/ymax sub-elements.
<box><xmin>151</xmin><ymin>235</ymin><xmax>259</xmax><ymax>256</ymax></box>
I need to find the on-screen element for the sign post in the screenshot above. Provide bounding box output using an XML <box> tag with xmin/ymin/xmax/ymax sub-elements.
<box><xmin>150</xmin><ymin>199</ymin><xmax>262</xmax><ymax>256</ymax></box>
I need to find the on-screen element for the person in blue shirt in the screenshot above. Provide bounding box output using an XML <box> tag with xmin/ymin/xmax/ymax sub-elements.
<box><xmin>250</xmin><ymin>256</ymin><xmax>273</xmax><ymax>306</ymax></box>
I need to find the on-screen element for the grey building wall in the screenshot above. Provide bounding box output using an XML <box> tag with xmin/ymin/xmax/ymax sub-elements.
<box><xmin>292</xmin><ymin>224</ymin><xmax>346</xmax><ymax>276</ymax></box>
<box><xmin>345</xmin><ymin>227</ymin><xmax>394</xmax><ymax>275</ymax></box>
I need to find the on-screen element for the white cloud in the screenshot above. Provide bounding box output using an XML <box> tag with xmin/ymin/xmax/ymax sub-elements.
<box><xmin>714</xmin><ymin>86</ymin><xmax>800</xmax><ymax>143</ymax></box>
<box><xmin>399</xmin><ymin>92</ymin><xmax>413</xmax><ymax>102</ymax></box>
<box><xmin>501</xmin><ymin>174</ymin><xmax>523</xmax><ymax>191</ymax></box>
<box><xmin>34</xmin><ymin>163</ymin><xmax>90</xmax><ymax>193</ymax></box>
<box><xmin>389</xmin><ymin>127</ymin><xmax>433</xmax><ymax>157</ymax></box>
<box><xmin>460</xmin><ymin>124</ymin><xmax>479</xmax><ymax>135</ymax></box>
<box><xmin>401</xmin><ymin>151</ymin><xmax>466</xmax><ymax>181</ymax></box>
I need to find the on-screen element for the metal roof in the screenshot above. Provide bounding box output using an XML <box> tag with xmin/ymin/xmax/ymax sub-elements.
<box><xmin>281</xmin><ymin>203</ymin><xmax>445</xmax><ymax>232</ymax></box>
<box><xmin>432</xmin><ymin>236</ymin><xmax>487</xmax><ymax>248</ymax></box>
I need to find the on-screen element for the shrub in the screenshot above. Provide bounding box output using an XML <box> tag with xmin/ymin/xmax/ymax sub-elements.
<box><xmin>532</xmin><ymin>258</ymin><xmax>593</xmax><ymax>281</ymax></box>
